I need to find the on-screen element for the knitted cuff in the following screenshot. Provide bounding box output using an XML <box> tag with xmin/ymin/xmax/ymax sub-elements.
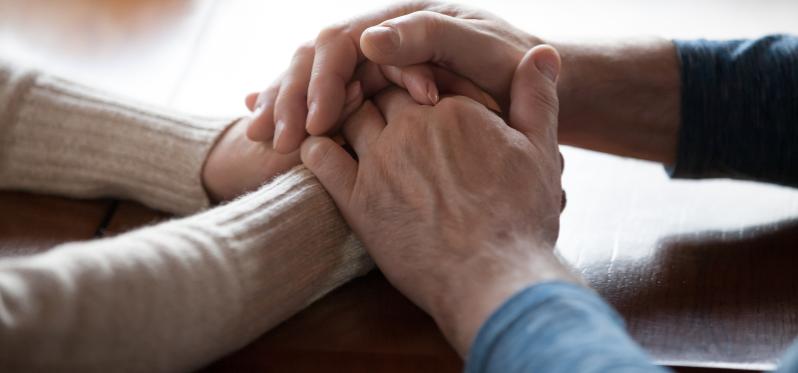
<box><xmin>0</xmin><ymin>63</ymin><xmax>232</xmax><ymax>214</ymax></box>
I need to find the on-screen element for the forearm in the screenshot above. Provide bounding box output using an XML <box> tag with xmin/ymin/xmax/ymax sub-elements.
<box><xmin>0</xmin><ymin>61</ymin><xmax>229</xmax><ymax>215</ymax></box>
<box><xmin>552</xmin><ymin>38</ymin><xmax>681</xmax><ymax>164</ymax></box>
<box><xmin>0</xmin><ymin>166</ymin><xmax>372</xmax><ymax>372</ymax></box>
<box><xmin>552</xmin><ymin>35</ymin><xmax>798</xmax><ymax>188</ymax></box>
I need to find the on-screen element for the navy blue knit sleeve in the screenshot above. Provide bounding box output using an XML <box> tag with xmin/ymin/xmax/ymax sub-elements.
<box><xmin>670</xmin><ymin>35</ymin><xmax>798</xmax><ymax>187</ymax></box>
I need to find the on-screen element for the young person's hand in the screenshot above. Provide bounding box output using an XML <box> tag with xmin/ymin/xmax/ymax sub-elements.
<box><xmin>245</xmin><ymin>1</ymin><xmax>539</xmax><ymax>154</ymax></box>
<box><xmin>300</xmin><ymin>46</ymin><xmax>579</xmax><ymax>355</ymax></box>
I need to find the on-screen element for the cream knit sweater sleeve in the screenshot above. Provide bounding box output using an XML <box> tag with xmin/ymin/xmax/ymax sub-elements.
<box><xmin>0</xmin><ymin>61</ymin><xmax>372</xmax><ymax>372</ymax></box>
<box><xmin>0</xmin><ymin>59</ymin><xmax>223</xmax><ymax>214</ymax></box>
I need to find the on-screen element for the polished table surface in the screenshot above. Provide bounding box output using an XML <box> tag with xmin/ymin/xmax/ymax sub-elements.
<box><xmin>2</xmin><ymin>0</ymin><xmax>798</xmax><ymax>371</ymax></box>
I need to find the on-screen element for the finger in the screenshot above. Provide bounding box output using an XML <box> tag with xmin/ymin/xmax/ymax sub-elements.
<box><xmin>245</xmin><ymin>92</ymin><xmax>259</xmax><ymax>111</ymax></box>
<box><xmin>509</xmin><ymin>45</ymin><xmax>561</xmax><ymax>143</ymax></box>
<box><xmin>372</xmin><ymin>87</ymin><xmax>417</xmax><ymax>123</ymax></box>
<box><xmin>342</xmin><ymin>101</ymin><xmax>386</xmax><ymax>156</ymax></box>
<box><xmin>353</xmin><ymin>60</ymin><xmax>390</xmax><ymax>97</ymax></box>
<box><xmin>273</xmin><ymin>44</ymin><xmax>316</xmax><ymax>153</ymax></box>
<box><xmin>354</xmin><ymin>60</ymin><xmax>499</xmax><ymax>112</ymax></box>
<box><xmin>430</xmin><ymin>67</ymin><xmax>501</xmax><ymax>112</ymax></box>
<box><xmin>305</xmin><ymin>29</ymin><xmax>359</xmax><ymax>137</ymax></box>
<box><xmin>361</xmin><ymin>11</ymin><xmax>459</xmax><ymax>65</ymax></box>
<box><xmin>361</xmin><ymin>11</ymin><xmax>517</xmax><ymax>106</ymax></box>
<box><xmin>380</xmin><ymin>64</ymin><xmax>438</xmax><ymax>105</ymax></box>
<box><xmin>354</xmin><ymin>61</ymin><xmax>438</xmax><ymax>105</ymax></box>
<box><xmin>339</xmin><ymin>80</ymin><xmax>364</xmax><ymax>122</ymax></box>
<box><xmin>246</xmin><ymin>83</ymin><xmax>280</xmax><ymax>142</ymax></box>
<box><xmin>304</xmin><ymin>2</ymin><xmax>437</xmax><ymax>136</ymax></box>
<box><xmin>301</xmin><ymin>136</ymin><xmax>357</xmax><ymax>207</ymax></box>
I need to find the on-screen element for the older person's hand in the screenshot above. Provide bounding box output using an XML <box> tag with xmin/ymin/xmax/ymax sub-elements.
<box><xmin>301</xmin><ymin>46</ymin><xmax>580</xmax><ymax>355</ymax></box>
<box><xmin>245</xmin><ymin>1</ymin><xmax>540</xmax><ymax>154</ymax></box>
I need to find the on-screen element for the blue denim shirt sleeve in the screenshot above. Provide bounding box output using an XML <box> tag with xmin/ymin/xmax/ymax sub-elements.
<box><xmin>670</xmin><ymin>35</ymin><xmax>798</xmax><ymax>187</ymax></box>
<box><xmin>465</xmin><ymin>282</ymin><xmax>668</xmax><ymax>373</ymax></box>
<box><xmin>776</xmin><ymin>341</ymin><xmax>798</xmax><ymax>372</ymax></box>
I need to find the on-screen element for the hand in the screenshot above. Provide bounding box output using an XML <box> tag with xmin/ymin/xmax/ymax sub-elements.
<box><xmin>199</xmin><ymin>116</ymin><xmax>301</xmax><ymax>202</ymax></box>
<box><xmin>246</xmin><ymin>1</ymin><xmax>539</xmax><ymax>154</ymax></box>
<box><xmin>301</xmin><ymin>46</ymin><xmax>579</xmax><ymax>355</ymax></box>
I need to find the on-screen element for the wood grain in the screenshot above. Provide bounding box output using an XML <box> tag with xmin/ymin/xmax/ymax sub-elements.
<box><xmin>202</xmin><ymin>272</ymin><xmax>462</xmax><ymax>373</ymax></box>
<box><xmin>613</xmin><ymin>221</ymin><xmax>798</xmax><ymax>370</ymax></box>
<box><xmin>557</xmin><ymin>148</ymin><xmax>798</xmax><ymax>370</ymax></box>
<box><xmin>0</xmin><ymin>191</ymin><xmax>110</xmax><ymax>258</ymax></box>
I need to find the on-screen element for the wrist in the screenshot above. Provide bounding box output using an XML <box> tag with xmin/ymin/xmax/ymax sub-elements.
<box><xmin>430</xmin><ymin>241</ymin><xmax>581</xmax><ymax>357</ymax></box>
<box><xmin>550</xmin><ymin>38</ymin><xmax>681</xmax><ymax>164</ymax></box>
<box><xmin>201</xmin><ymin>117</ymin><xmax>248</xmax><ymax>203</ymax></box>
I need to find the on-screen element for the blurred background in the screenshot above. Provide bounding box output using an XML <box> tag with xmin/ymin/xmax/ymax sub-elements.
<box><xmin>2</xmin><ymin>1</ymin><xmax>798</xmax><ymax>371</ymax></box>
<box><xmin>1</xmin><ymin>0</ymin><xmax>797</xmax><ymax>117</ymax></box>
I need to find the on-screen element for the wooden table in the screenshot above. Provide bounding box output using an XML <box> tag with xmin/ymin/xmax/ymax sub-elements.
<box><xmin>2</xmin><ymin>1</ymin><xmax>798</xmax><ymax>371</ymax></box>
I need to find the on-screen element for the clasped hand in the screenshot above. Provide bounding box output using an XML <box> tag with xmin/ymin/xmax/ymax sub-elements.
<box><xmin>206</xmin><ymin>1</ymin><xmax>580</xmax><ymax>356</ymax></box>
<box><xmin>301</xmin><ymin>45</ymin><xmax>575</xmax><ymax>353</ymax></box>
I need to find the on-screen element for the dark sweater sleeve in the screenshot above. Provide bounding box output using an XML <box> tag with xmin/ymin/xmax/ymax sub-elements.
<box><xmin>670</xmin><ymin>35</ymin><xmax>798</xmax><ymax>187</ymax></box>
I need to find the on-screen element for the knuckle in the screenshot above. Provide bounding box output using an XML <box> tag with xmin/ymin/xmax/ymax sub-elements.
<box><xmin>530</xmin><ymin>87</ymin><xmax>559</xmax><ymax>116</ymax></box>
<box><xmin>396</xmin><ymin>108</ymin><xmax>425</xmax><ymax>128</ymax></box>
<box><xmin>397</xmin><ymin>1</ymin><xmax>438</xmax><ymax>14</ymax></box>
<box><xmin>406</xmin><ymin>0</ymin><xmax>436</xmax><ymax>8</ymax></box>
<box><xmin>261</xmin><ymin>81</ymin><xmax>280</xmax><ymax>99</ymax></box>
<box><xmin>391</xmin><ymin>110</ymin><xmax>427</xmax><ymax>142</ymax></box>
<box><xmin>294</xmin><ymin>42</ymin><xmax>315</xmax><ymax>58</ymax></box>
<box><xmin>305</xmin><ymin>140</ymin><xmax>334</xmax><ymax>169</ymax></box>
<box><xmin>436</xmin><ymin>96</ymin><xmax>480</xmax><ymax>118</ymax></box>
<box><xmin>435</xmin><ymin>95</ymin><xmax>466</xmax><ymax>110</ymax></box>
<box><xmin>414</xmin><ymin>10</ymin><xmax>447</xmax><ymax>38</ymax></box>
<box><xmin>316</xmin><ymin>24</ymin><xmax>349</xmax><ymax>44</ymax></box>
<box><xmin>430</xmin><ymin>98</ymin><xmax>470</xmax><ymax>132</ymax></box>
<box><xmin>268</xmin><ymin>82</ymin><xmax>281</xmax><ymax>96</ymax></box>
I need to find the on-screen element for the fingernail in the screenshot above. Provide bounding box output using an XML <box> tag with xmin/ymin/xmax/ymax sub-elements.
<box><xmin>364</xmin><ymin>25</ymin><xmax>400</xmax><ymax>54</ymax></box>
<box><xmin>305</xmin><ymin>102</ymin><xmax>317</xmax><ymax>131</ymax></box>
<box><xmin>481</xmin><ymin>91</ymin><xmax>502</xmax><ymax>113</ymax></box>
<box><xmin>273</xmin><ymin>120</ymin><xmax>286</xmax><ymax>149</ymax></box>
<box><xmin>427</xmin><ymin>81</ymin><xmax>439</xmax><ymax>105</ymax></box>
<box><xmin>533</xmin><ymin>49</ymin><xmax>560</xmax><ymax>83</ymax></box>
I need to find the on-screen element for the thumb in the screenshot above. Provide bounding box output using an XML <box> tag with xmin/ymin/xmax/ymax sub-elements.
<box><xmin>300</xmin><ymin>136</ymin><xmax>357</xmax><ymax>207</ymax></box>
<box><xmin>360</xmin><ymin>11</ymin><xmax>460</xmax><ymax>66</ymax></box>
<box><xmin>360</xmin><ymin>11</ymin><xmax>512</xmax><ymax>100</ymax></box>
<box><xmin>509</xmin><ymin>45</ymin><xmax>561</xmax><ymax>143</ymax></box>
